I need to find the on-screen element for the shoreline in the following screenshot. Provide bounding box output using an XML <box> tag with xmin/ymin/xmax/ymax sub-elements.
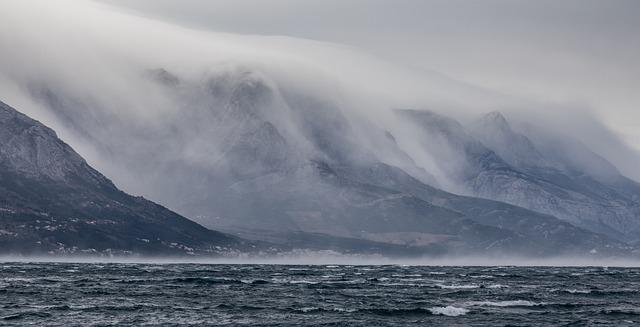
<box><xmin>2</xmin><ymin>254</ymin><xmax>640</xmax><ymax>267</ymax></box>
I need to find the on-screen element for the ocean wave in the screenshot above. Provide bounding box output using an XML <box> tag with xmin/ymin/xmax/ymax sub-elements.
<box><xmin>289</xmin><ymin>280</ymin><xmax>319</xmax><ymax>285</ymax></box>
<box><xmin>467</xmin><ymin>300</ymin><xmax>540</xmax><ymax>307</ymax></box>
<box><xmin>321</xmin><ymin>274</ymin><xmax>344</xmax><ymax>278</ymax></box>
<box><xmin>365</xmin><ymin>308</ymin><xmax>440</xmax><ymax>316</ymax></box>
<box><xmin>591</xmin><ymin>289</ymin><xmax>638</xmax><ymax>295</ymax></box>
<box><xmin>367</xmin><ymin>277</ymin><xmax>390</xmax><ymax>282</ymax></box>
<box><xmin>297</xmin><ymin>306</ymin><xmax>319</xmax><ymax>313</ymax></box>
<box><xmin>436</xmin><ymin>283</ymin><xmax>479</xmax><ymax>289</ymax></box>
<box><xmin>2</xmin><ymin>277</ymin><xmax>35</xmax><ymax>282</ymax></box>
<box><xmin>564</xmin><ymin>289</ymin><xmax>591</xmax><ymax>294</ymax></box>
<box><xmin>601</xmin><ymin>308</ymin><xmax>640</xmax><ymax>316</ymax></box>
<box><xmin>324</xmin><ymin>280</ymin><xmax>366</xmax><ymax>285</ymax></box>
<box><xmin>380</xmin><ymin>283</ymin><xmax>422</xmax><ymax>287</ymax></box>
<box><xmin>486</xmin><ymin>284</ymin><xmax>509</xmax><ymax>289</ymax></box>
<box><xmin>293</xmin><ymin>306</ymin><xmax>467</xmax><ymax>316</ymax></box>
<box><xmin>169</xmin><ymin>277</ymin><xmax>243</xmax><ymax>285</ymax></box>
<box><xmin>294</xmin><ymin>307</ymin><xmax>358</xmax><ymax>313</ymax></box>
<box><xmin>428</xmin><ymin>306</ymin><xmax>470</xmax><ymax>316</ymax></box>
<box><xmin>241</xmin><ymin>279</ymin><xmax>270</xmax><ymax>285</ymax></box>
<box><xmin>2</xmin><ymin>311</ymin><xmax>52</xmax><ymax>321</ymax></box>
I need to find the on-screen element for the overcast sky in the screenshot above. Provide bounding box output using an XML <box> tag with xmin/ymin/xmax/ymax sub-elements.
<box><xmin>103</xmin><ymin>0</ymin><xmax>640</xmax><ymax>149</ymax></box>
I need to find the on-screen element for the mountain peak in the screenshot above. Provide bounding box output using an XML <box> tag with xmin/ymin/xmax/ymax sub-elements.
<box><xmin>484</xmin><ymin>110</ymin><xmax>507</xmax><ymax>121</ymax></box>
<box><xmin>468</xmin><ymin>109</ymin><xmax>551</xmax><ymax>170</ymax></box>
<box><xmin>477</xmin><ymin>111</ymin><xmax>510</xmax><ymax>131</ymax></box>
<box><xmin>0</xmin><ymin>100</ymin><xmax>94</xmax><ymax>183</ymax></box>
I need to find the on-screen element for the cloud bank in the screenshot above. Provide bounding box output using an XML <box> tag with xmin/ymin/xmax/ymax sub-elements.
<box><xmin>0</xmin><ymin>0</ymin><xmax>639</xmax><ymax>192</ymax></box>
<box><xmin>103</xmin><ymin>0</ymin><xmax>640</xmax><ymax>150</ymax></box>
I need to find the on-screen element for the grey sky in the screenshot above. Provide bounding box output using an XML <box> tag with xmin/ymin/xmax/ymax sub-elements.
<box><xmin>103</xmin><ymin>0</ymin><xmax>640</xmax><ymax>148</ymax></box>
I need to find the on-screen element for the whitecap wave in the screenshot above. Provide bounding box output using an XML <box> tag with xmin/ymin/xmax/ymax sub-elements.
<box><xmin>428</xmin><ymin>306</ymin><xmax>469</xmax><ymax>316</ymax></box>
<box><xmin>289</xmin><ymin>280</ymin><xmax>318</xmax><ymax>284</ymax></box>
<box><xmin>467</xmin><ymin>300</ymin><xmax>540</xmax><ymax>307</ymax></box>
<box><xmin>436</xmin><ymin>284</ymin><xmax>479</xmax><ymax>289</ymax></box>
<box><xmin>298</xmin><ymin>307</ymin><xmax>318</xmax><ymax>313</ymax></box>
<box><xmin>565</xmin><ymin>289</ymin><xmax>591</xmax><ymax>294</ymax></box>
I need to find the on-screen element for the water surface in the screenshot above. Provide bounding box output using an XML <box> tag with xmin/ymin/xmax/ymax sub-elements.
<box><xmin>1</xmin><ymin>263</ymin><xmax>638</xmax><ymax>326</ymax></box>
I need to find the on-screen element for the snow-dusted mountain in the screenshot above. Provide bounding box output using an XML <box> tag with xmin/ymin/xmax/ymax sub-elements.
<box><xmin>399</xmin><ymin>109</ymin><xmax>640</xmax><ymax>242</ymax></box>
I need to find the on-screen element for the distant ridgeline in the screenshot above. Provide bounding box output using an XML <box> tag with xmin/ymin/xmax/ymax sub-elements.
<box><xmin>2</xmin><ymin>70</ymin><xmax>640</xmax><ymax>258</ymax></box>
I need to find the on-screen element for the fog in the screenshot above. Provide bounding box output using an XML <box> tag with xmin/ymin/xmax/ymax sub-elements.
<box><xmin>0</xmin><ymin>0</ymin><xmax>499</xmax><ymax>194</ymax></box>
<box><xmin>2</xmin><ymin>254</ymin><xmax>640</xmax><ymax>268</ymax></box>
<box><xmin>102</xmin><ymin>0</ymin><xmax>640</xmax><ymax>178</ymax></box>
<box><xmin>1</xmin><ymin>0</ymin><xmax>637</xmax><ymax>187</ymax></box>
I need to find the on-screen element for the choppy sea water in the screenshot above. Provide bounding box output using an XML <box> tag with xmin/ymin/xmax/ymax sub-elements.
<box><xmin>1</xmin><ymin>263</ymin><xmax>639</xmax><ymax>326</ymax></box>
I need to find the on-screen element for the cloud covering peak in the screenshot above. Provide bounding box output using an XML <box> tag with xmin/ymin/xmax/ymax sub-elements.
<box><xmin>1</xmin><ymin>0</ymin><xmax>639</xmax><ymax>181</ymax></box>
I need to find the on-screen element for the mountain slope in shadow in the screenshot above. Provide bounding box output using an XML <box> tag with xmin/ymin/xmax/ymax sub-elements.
<box><xmin>0</xmin><ymin>100</ymin><xmax>255</xmax><ymax>256</ymax></box>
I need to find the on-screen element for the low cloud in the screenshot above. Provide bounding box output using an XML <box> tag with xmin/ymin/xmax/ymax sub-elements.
<box><xmin>0</xmin><ymin>0</ymin><xmax>638</xmax><ymax>197</ymax></box>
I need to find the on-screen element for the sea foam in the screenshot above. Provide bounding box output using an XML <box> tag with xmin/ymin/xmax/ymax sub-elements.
<box><xmin>428</xmin><ymin>306</ymin><xmax>469</xmax><ymax>316</ymax></box>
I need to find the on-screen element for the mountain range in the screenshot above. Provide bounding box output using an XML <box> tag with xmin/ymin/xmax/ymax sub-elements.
<box><xmin>2</xmin><ymin>66</ymin><xmax>638</xmax><ymax>258</ymax></box>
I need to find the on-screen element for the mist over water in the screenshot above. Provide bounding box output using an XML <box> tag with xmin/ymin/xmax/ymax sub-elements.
<box><xmin>3</xmin><ymin>255</ymin><xmax>640</xmax><ymax>268</ymax></box>
<box><xmin>1</xmin><ymin>0</ymin><xmax>640</xmax><ymax>266</ymax></box>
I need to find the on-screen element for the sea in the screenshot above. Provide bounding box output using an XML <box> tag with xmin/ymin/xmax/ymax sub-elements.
<box><xmin>1</xmin><ymin>262</ymin><xmax>639</xmax><ymax>326</ymax></box>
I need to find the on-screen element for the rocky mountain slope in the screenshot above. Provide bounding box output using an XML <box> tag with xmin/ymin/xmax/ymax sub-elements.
<box><xmin>0</xmin><ymin>100</ymin><xmax>254</xmax><ymax>256</ymax></box>
<box><xmin>399</xmin><ymin>109</ymin><xmax>640</xmax><ymax>242</ymax></box>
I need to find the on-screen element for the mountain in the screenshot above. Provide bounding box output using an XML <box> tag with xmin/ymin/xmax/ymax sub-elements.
<box><xmin>467</xmin><ymin>111</ymin><xmax>550</xmax><ymax>169</ymax></box>
<box><xmin>0</xmin><ymin>100</ymin><xmax>255</xmax><ymax>256</ymax></box>
<box><xmin>21</xmin><ymin>69</ymin><xmax>633</xmax><ymax>257</ymax></box>
<box><xmin>398</xmin><ymin>109</ymin><xmax>640</xmax><ymax>242</ymax></box>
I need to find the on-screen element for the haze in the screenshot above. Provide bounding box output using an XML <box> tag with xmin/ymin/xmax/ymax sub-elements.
<box><xmin>102</xmin><ymin>0</ymin><xmax>640</xmax><ymax>178</ymax></box>
<box><xmin>0</xmin><ymin>0</ymin><xmax>638</xmax><ymax>186</ymax></box>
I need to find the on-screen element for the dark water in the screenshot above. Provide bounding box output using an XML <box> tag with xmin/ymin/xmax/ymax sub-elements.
<box><xmin>1</xmin><ymin>263</ymin><xmax>639</xmax><ymax>326</ymax></box>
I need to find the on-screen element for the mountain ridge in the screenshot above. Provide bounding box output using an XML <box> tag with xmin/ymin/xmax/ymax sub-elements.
<box><xmin>398</xmin><ymin>109</ymin><xmax>640</xmax><ymax>242</ymax></box>
<box><xmin>0</xmin><ymin>100</ymin><xmax>255</xmax><ymax>256</ymax></box>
